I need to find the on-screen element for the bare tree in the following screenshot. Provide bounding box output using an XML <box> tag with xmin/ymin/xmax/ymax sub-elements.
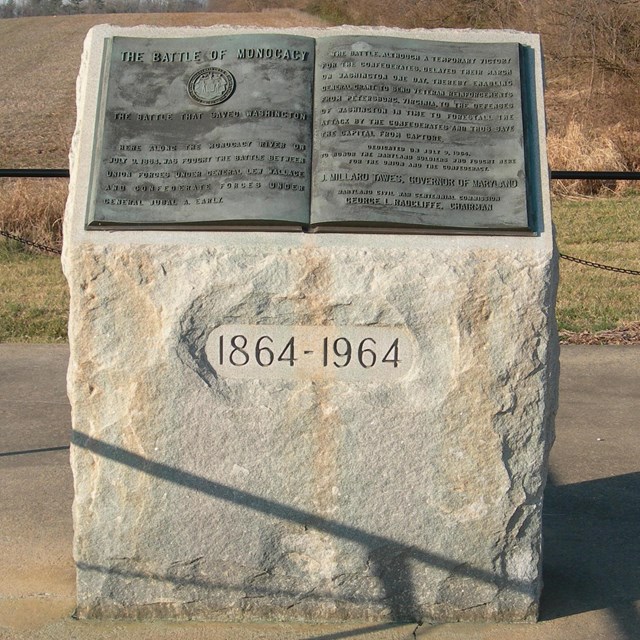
<box><xmin>551</xmin><ymin>0</ymin><xmax>640</xmax><ymax>80</ymax></box>
<box><xmin>66</xmin><ymin>0</ymin><xmax>85</xmax><ymax>12</ymax></box>
<box><xmin>0</xmin><ymin>0</ymin><xmax>16</xmax><ymax>18</ymax></box>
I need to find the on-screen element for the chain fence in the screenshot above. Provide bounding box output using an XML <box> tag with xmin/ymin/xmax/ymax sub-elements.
<box><xmin>1</xmin><ymin>228</ymin><xmax>62</xmax><ymax>255</ymax></box>
<box><xmin>2</xmin><ymin>226</ymin><xmax>640</xmax><ymax>276</ymax></box>
<box><xmin>558</xmin><ymin>253</ymin><xmax>640</xmax><ymax>275</ymax></box>
<box><xmin>2</xmin><ymin>168</ymin><xmax>640</xmax><ymax>275</ymax></box>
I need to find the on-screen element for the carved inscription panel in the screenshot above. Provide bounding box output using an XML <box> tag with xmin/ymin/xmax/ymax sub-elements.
<box><xmin>205</xmin><ymin>325</ymin><xmax>415</xmax><ymax>380</ymax></box>
<box><xmin>312</xmin><ymin>37</ymin><xmax>530</xmax><ymax>230</ymax></box>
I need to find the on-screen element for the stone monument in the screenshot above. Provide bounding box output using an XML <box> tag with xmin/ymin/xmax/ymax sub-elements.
<box><xmin>63</xmin><ymin>25</ymin><xmax>558</xmax><ymax>623</ymax></box>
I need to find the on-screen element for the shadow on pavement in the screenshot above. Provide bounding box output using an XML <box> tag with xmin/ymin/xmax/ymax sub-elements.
<box><xmin>0</xmin><ymin>445</ymin><xmax>70</xmax><ymax>457</ymax></box>
<box><xmin>542</xmin><ymin>470</ymin><xmax>640</xmax><ymax>638</ymax></box>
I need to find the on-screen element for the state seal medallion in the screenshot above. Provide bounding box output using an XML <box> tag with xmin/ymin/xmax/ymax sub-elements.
<box><xmin>188</xmin><ymin>67</ymin><xmax>236</xmax><ymax>106</ymax></box>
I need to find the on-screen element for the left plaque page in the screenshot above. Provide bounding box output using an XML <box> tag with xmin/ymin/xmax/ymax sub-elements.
<box><xmin>86</xmin><ymin>35</ymin><xmax>314</xmax><ymax>228</ymax></box>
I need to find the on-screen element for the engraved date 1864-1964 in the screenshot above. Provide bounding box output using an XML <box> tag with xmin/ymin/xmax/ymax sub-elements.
<box><xmin>205</xmin><ymin>325</ymin><xmax>414</xmax><ymax>380</ymax></box>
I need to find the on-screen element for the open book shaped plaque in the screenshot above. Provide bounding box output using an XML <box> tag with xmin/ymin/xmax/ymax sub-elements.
<box><xmin>87</xmin><ymin>33</ymin><xmax>541</xmax><ymax>234</ymax></box>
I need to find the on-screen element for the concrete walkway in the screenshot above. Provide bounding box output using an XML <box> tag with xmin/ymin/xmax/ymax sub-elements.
<box><xmin>0</xmin><ymin>344</ymin><xmax>638</xmax><ymax>639</ymax></box>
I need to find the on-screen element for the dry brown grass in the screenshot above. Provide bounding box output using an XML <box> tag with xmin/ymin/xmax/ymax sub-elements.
<box><xmin>546</xmin><ymin>122</ymin><xmax>630</xmax><ymax>197</ymax></box>
<box><xmin>0</xmin><ymin>179</ymin><xmax>67</xmax><ymax>249</ymax></box>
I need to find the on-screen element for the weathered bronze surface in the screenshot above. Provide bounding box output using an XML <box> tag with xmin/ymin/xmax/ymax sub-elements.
<box><xmin>88</xmin><ymin>34</ymin><xmax>314</xmax><ymax>227</ymax></box>
<box><xmin>311</xmin><ymin>36</ymin><xmax>532</xmax><ymax>230</ymax></box>
<box><xmin>86</xmin><ymin>34</ymin><xmax>537</xmax><ymax>232</ymax></box>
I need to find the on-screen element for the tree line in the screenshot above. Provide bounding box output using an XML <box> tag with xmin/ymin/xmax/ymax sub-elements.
<box><xmin>0</xmin><ymin>0</ymin><xmax>206</xmax><ymax>17</ymax></box>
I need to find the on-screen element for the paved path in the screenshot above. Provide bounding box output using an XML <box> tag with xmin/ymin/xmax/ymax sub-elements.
<box><xmin>0</xmin><ymin>344</ymin><xmax>638</xmax><ymax>639</ymax></box>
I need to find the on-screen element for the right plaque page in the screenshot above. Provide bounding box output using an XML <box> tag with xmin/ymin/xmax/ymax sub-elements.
<box><xmin>311</xmin><ymin>36</ymin><xmax>532</xmax><ymax>232</ymax></box>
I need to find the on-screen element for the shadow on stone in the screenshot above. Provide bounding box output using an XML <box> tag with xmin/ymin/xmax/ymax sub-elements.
<box><xmin>542</xmin><ymin>471</ymin><xmax>640</xmax><ymax>639</ymax></box>
<box><xmin>71</xmin><ymin>429</ymin><xmax>534</xmax><ymax>623</ymax></box>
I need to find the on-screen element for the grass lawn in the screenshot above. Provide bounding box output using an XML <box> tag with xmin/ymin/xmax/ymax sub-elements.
<box><xmin>0</xmin><ymin>240</ymin><xmax>68</xmax><ymax>342</ymax></box>
<box><xmin>554</xmin><ymin>193</ymin><xmax>640</xmax><ymax>333</ymax></box>
<box><xmin>0</xmin><ymin>193</ymin><xmax>638</xmax><ymax>341</ymax></box>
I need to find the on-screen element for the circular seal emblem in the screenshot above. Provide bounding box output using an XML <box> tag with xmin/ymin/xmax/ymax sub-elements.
<box><xmin>188</xmin><ymin>67</ymin><xmax>236</xmax><ymax>106</ymax></box>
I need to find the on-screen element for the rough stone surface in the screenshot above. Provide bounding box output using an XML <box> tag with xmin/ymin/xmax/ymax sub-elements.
<box><xmin>63</xmin><ymin>26</ymin><xmax>558</xmax><ymax>623</ymax></box>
